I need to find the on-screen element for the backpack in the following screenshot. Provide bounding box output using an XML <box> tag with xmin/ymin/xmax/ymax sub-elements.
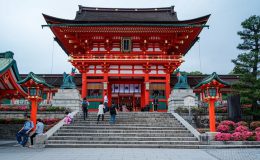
<box><xmin>104</xmin><ymin>103</ymin><xmax>109</xmax><ymax>113</ymax></box>
<box><xmin>110</xmin><ymin>105</ymin><xmax>116</xmax><ymax>115</ymax></box>
<box><xmin>82</xmin><ymin>101</ymin><xmax>88</xmax><ymax>110</ymax></box>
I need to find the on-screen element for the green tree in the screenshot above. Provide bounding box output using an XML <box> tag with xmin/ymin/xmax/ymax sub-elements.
<box><xmin>232</xmin><ymin>15</ymin><xmax>260</xmax><ymax>113</ymax></box>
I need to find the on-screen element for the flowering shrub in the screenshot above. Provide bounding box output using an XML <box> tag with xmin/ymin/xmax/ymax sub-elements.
<box><xmin>219</xmin><ymin>120</ymin><xmax>236</xmax><ymax>128</ymax></box>
<box><xmin>236</xmin><ymin>121</ymin><xmax>248</xmax><ymax>127</ymax></box>
<box><xmin>215</xmin><ymin>133</ymin><xmax>231</xmax><ymax>141</ymax></box>
<box><xmin>250</xmin><ymin>121</ymin><xmax>260</xmax><ymax>130</ymax></box>
<box><xmin>255</xmin><ymin>127</ymin><xmax>260</xmax><ymax>133</ymax></box>
<box><xmin>215</xmin><ymin>120</ymin><xmax>258</xmax><ymax>141</ymax></box>
<box><xmin>217</xmin><ymin>125</ymin><xmax>230</xmax><ymax>133</ymax></box>
<box><xmin>42</xmin><ymin>118</ymin><xmax>61</xmax><ymax>125</ymax></box>
<box><xmin>234</xmin><ymin>126</ymin><xmax>249</xmax><ymax>132</ymax></box>
<box><xmin>216</xmin><ymin>107</ymin><xmax>227</xmax><ymax>113</ymax></box>
<box><xmin>0</xmin><ymin>105</ymin><xmax>28</xmax><ymax>111</ymax></box>
<box><xmin>39</xmin><ymin>106</ymin><xmax>65</xmax><ymax>112</ymax></box>
<box><xmin>0</xmin><ymin>118</ymin><xmax>61</xmax><ymax>125</ymax></box>
<box><xmin>256</xmin><ymin>132</ymin><xmax>260</xmax><ymax>141</ymax></box>
<box><xmin>231</xmin><ymin>132</ymin><xmax>245</xmax><ymax>141</ymax></box>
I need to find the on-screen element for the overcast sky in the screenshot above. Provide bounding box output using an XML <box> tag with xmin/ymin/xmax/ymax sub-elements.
<box><xmin>1</xmin><ymin>0</ymin><xmax>259</xmax><ymax>74</ymax></box>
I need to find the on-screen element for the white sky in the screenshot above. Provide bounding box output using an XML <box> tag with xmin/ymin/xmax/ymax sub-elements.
<box><xmin>1</xmin><ymin>0</ymin><xmax>260</xmax><ymax>74</ymax></box>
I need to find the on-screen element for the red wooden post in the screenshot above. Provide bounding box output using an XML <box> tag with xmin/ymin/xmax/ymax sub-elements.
<box><xmin>165</xmin><ymin>73</ymin><xmax>171</xmax><ymax>103</ymax></box>
<box><xmin>82</xmin><ymin>72</ymin><xmax>87</xmax><ymax>98</ymax></box>
<box><xmin>30</xmin><ymin>99</ymin><xmax>38</xmax><ymax>129</ymax></box>
<box><xmin>144</xmin><ymin>73</ymin><xmax>149</xmax><ymax>107</ymax></box>
<box><xmin>103</xmin><ymin>72</ymin><xmax>108</xmax><ymax>99</ymax></box>
<box><xmin>209</xmin><ymin>99</ymin><xmax>216</xmax><ymax>132</ymax></box>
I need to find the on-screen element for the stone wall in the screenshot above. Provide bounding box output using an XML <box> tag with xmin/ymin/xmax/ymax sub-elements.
<box><xmin>0</xmin><ymin>124</ymin><xmax>23</xmax><ymax>139</ymax></box>
<box><xmin>0</xmin><ymin>111</ymin><xmax>66</xmax><ymax>119</ymax></box>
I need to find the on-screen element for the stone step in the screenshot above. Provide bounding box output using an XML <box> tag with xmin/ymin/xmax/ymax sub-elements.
<box><xmin>46</xmin><ymin>144</ymin><xmax>200</xmax><ymax>149</ymax></box>
<box><xmin>68</xmin><ymin>122</ymin><xmax>182</xmax><ymax>125</ymax></box>
<box><xmin>47</xmin><ymin>112</ymin><xmax>198</xmax><ymax>148</ymax></box>
<box><xmin>61</xmin><ymin>126</ymin><xmax>187</xmax><ymax>130</ymax></box>
<box><xmin>73</xmin><ymin>119</ymin><xmax>179</xmax><ymax>121</ymax></box>
<box><xmin>47</xmin><ymin>140</ymin><xmax>199</xmax><ymax>145</ymax></box>
<box><xmin>53</xmin><ymin>132</ymin><xmax>195</xmax><ymax>137</ymax></box>
<box><xmin>69</xmin><ymin>123</ymin><xmax>183</xmax><ymax>127</ymax></box>
<box><xmin>49</xmin><ymin>136</ymin><xmax>197</xmax><ymax>141</ymax></box>
<box><xmin>75</xmin><ymin>114</ymin><xmax>175</xmax><ymax>118</ymax></box>
<box><xmin>57</xmin><ymin>129</ymin><xmax>188</xmax><ymax>133</ymax></box>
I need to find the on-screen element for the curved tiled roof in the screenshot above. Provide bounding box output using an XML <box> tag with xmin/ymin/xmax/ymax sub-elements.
<box><xmin>193</xmin><ymin>72</ymin><xmax>231</xmax><ymax>89</ymax></box>
<box><xmin>0</xmin><ymin>51</ymin><xmax>21</xmax><ymax>81</ymax></box>
<box><xmin>17</xmin><ymin>72</ymin><xmax>54</xmax><ymax>88</ymax></box>
<box><xmin>75</xmin><ymin>6</ymin><xmax>178</xmax><ymax>22</ymax></box>
<box><xmin>43</xmin><ymin>6</ymin><xmax>210</xmax><ymax>25</ymax></box>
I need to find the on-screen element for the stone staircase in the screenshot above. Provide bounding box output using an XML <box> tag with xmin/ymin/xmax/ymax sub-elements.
<box><xmin>46</xmin><ymin>112</ymin><xmax>200</xmax><ymax>148</ymax></box>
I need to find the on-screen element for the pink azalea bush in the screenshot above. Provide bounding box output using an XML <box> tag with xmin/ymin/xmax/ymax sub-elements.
<box><xmin>236</xmin><ymin>121</ymin><xmax>248</xmax><ymax>127</ymax></box>
<box><xmin>219</xmin><ymin>120</ymin><xmax>236</xmax><ymax>129</ymax></box>
<box><xmin>215</xmin><ymin>133</ymin><xmax>231</xmax><ymax>141</ymax></box>
<box><xmin>250</xmin><ymin>121</ymin><xmax>260</xmax><ymax>130</ymax></box>
<box><xmin>231</xmin><ymin>131</ymin><xmax>253</xmax><ymax>141</ymax></box>
<box><xmin>0</xmin><ymin>105</ymin><xmax>28</xmax><ymax>111</ymax></box>
<box><xmin>217</xmin><ymin>125</ymin><xmax>230</xmax><ymax>133</ymax></box>
<box><xmin>255</xmin><ymin>127</ymin><xmax>260</xmax><ymax>133</ymax></box>
<box><xmin>42</xmin><ymin>118</ymin><xmax>61</xmax><ymax>125</ymax></box>
<box><xmin>215</xmin><ymin>120</ymin><xmax>258</xmax><ymax>141</ymax></box>
<box><xmin>234</xmin><ymin>126</ymin><xmax>249</xmax><ymax>132</ymax></box>
<box><xmin>256</xmin><ymin>132</ymin><xmax>260</xmax><ymax>141</ymax></box>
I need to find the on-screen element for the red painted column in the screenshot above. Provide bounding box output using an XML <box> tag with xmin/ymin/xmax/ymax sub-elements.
<box><xmin>141</xmin><ymin>83</ymin><xmax>145</xmax><ymax>109</ymax></box>
<box><xmin>103</xmin><ymin>72</ymin><xmax>108</xmax><ymax>99</ymax></box>
<box><xmin>165</xmin><ymin>73</ymin><xmax>171</xmax><ymax>104</ymax></box>
<box><xmin>30</xmin><ymin>99</ymin><xmax>38</xmax><ymax>129</ymax></box>
<box><xmin>209</xmin><ymin>99</ymin><xmax>216</xmax><ymax>132</ymax></box>
<box><xmin>107</xmin><ymin>83</ymin><xmax>112</xmax><ymax>107</ymax></box>
<box><xmin>82</xmin><ymin>72</ymin><xmax>87</xmax><ymax>98</ymax></box>
<box><xmin>144</xmin><ymin>73</ymin><xmax>149</xmax><ymax>108</ymax></box>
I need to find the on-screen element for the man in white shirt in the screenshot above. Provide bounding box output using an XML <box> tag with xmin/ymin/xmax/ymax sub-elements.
<box><xmin>29</xmin><ymin>119</ymin><xmax>44</xmax><ymax>147</ymax></box>
<box><xmin>97</xmin><ymin>102</ymin><xmax>105</xmax><ymax>124</ymax></box>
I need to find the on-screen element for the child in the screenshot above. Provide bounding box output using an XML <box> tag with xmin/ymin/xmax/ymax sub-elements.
<box><xmin>64</xmin><ymin>111</ymin><xmax>73</xmax><ymax>125</ymax></box>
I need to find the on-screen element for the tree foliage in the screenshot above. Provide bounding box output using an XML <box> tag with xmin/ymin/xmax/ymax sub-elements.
<box><xmin>231</xmin><ymin>15</ymin><xmax>260</xmax><ymax>111</ymax></box>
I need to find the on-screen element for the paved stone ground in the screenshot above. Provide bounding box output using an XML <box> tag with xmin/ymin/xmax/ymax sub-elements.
<box><xmin>0</xmin><ymin>141</ymin><xmax>259</xmax><ymax>160</ymax></box>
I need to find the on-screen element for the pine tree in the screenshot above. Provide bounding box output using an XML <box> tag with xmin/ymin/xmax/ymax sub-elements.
<box><xmin>232</xmin><ymin>15</ymin><xmax>260</xmax><ymax>114</ymax></box>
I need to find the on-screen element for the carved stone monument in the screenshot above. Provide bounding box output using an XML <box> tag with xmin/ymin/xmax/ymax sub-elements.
<box><xmin>173</xmin><ymin>68</ymin><xmax>190</xmax><ymax>89</ymax></box>
<box><xmin>52</xmin><ymin>68</ymin><xmax>81</xmax><ymax>111</ymax></box>
<box><xmin>61</xmin><ymin>68</ymin><xmax>77</xmax><ymax>89</ymax></box>
<box><xmin>168</xmin><ymin>69</ymin><xmax>198</xmax><ymax>113</ymax></box>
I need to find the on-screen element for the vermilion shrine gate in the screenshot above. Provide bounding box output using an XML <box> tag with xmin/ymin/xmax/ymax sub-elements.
<box><xmin>43</xmin><ymin>6</ymin><xmax>210</xmax><ymax>111</ymax></box>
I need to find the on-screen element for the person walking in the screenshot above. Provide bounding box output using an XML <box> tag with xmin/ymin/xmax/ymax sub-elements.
<box><xmin>109</xmin><ymin>103</ymin><xmax>118</xmax><ymax>124</ymax></box>
<box><xmin>64</xmin><ymin>111</ymin><xmax>73</xmax><ymax>125</ymax></box>
<box><xmin>153</xmin><ymin>95</ymin><xmax>159</xmax><ymax>112</ymax></box>
<box><xmin>103</xmin><ymin>94</ymin><xmax>109</xmax><ymax>113</ymax></box>
<box><xmin>97</xmin><ymin>102</ymin><xmax>105</xmax><ymax>124</ymax></box>
<box><xmin>16</xmin><ymin>116</ymin><xmax>34</xmax><ymax>147</ymax></box>
<box><xmin>29</xmin><ymin>119</ymin><xmax>44</xmax><ymax>147</ymax></box>
<box><xmin>82</xmin><ymin>98</ymin><xmax>89</xmax><ymax>120</ymax></box>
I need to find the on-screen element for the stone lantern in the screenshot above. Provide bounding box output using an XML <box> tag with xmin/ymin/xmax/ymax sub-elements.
<box><xmin>18</xmin><ymin>72</ymin><xmax>53</xmax><ymax>128</ymax></box>
<box><xmin>194</xmin><ymin>72</ymin><xmax>230</xmax><ymax>132</ymax></box>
